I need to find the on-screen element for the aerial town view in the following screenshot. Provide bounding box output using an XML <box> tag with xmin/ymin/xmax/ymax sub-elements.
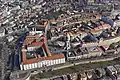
<box><xmin>1</xmin><ymin>0</ymin><xmax>120</xmax><ymax>80</ymax></box>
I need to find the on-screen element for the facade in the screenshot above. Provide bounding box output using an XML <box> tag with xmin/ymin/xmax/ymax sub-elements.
<box><xmin>20</xmin><ymin>57</ymin><xmax>65</xmax><ymax>70</ymax></box>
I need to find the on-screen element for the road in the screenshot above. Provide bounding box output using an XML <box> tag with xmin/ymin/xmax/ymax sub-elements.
<box><xmin>10</xmin><ymin>50</ymin><xmax>120</xmax><ymax>80</ymax></box>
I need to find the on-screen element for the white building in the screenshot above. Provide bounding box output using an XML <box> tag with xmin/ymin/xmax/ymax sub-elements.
<box><xmin>20</xmin><ymin>54</ymin><xmax>65</xmax><ymax>70</ymax></box>
<box><xmin>7</xmin><ymin>36</ymin><xmax>14</xmax><ymax>42</ymax></box>
<box><xmin>68</xmin><ymin>46</ymin><xmax>104</xmax><ymax>60</ymax></box>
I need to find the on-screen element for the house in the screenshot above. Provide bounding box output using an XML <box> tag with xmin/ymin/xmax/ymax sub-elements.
<box><xmin>114</xmin><ymin>20</ymin><xmax>120</xmax><ymax>27</ymax></box>
<box><xmin>88</xmin><ymin>0</ymin><xmax>95</xmax><ymax>4</ymax></box>
<box><xmin>7</xmin><ymin>28</ymin><xmax>13</xmax><ymax>34</ymax></box>
<box><xmin>62</xmin><ymin>75</ymin><xmax>69</xmax><ymax>80</ymax></box>
<box><xmin>10</xmin><ymin>72</ymin><xmax>31</xmax><ymax>80</ymax></box>
<box><xmin>67</xmin><ymin>46</ymin><xmax>104</xmax><ymax>60</ymax></box>
<box><xmin>94</xmin><ymin>68</ymin><xmax>106</xmax><ymax>78</ymax></box>
<box><xmin>106</xmin><ymin>66</ymin><xmax>117</xmax><ymax>75</ymax></box>
<box><xmin>7</xmin><ymin>36</ymin><xmax>14</xmax><ymax>42</ymax></box>
<box><xmin>0</xmin><ymin>28</ymin><xmax>5</xmax><ymax>37</ymax></box>
<box><xmin>51</xmin><ymin>75</ymin><xmax>69</xmax><ymax>80</ymax></box>
<box><xmin>85</xmin><ymin>70</ymin><xmax>93</xmax><ymax>79</ymax></box>
<box><xmin>101</xmin><ymin>16</ymin><xmax>114</xmax><ymax>27</ymax></box>
<box><xmin>78</xmin><ymin>72</ymin><xmax>87</xmax><ymax>80</ymax></box>
<box><xmin>67</xmin><ymin>73</ymin><xmax>78</xmax><ymax>80</ymax></box>
<box><xmin>52</xmin><ymin>76</ymin><xmax>63</xmax><ymax>80</ymax></box>
<box><xmin>114</xmin><ymin>64</ymin><xmax>120</xmax><ymax>73</ymax></box>
<box><xmin>99</xmin><ymin>76</ymin><xmax>112</xmax><ymax>80</ymax></box>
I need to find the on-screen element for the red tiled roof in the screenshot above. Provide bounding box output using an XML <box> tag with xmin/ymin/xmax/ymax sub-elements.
<box><xmin>22</xmin><ymin>33</ymin><xmax>62</xmax><ymax>64</ymax></box>
<box><xmin>28</xmin><ymin>42</ymin><xmax>43</xmax><ymax>47</ymax></box>
<box><xmin>23</xmin><ymin>36</ymin><xmax>44</xmax><ymax>45</ymax></box>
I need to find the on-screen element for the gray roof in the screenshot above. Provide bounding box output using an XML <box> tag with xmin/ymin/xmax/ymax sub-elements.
<box><xmin>100</xmin><ymin>76</ymin><xmax>112</xmax><ymax>80</ymax></box>
<box><xmin>114</xmin><ymin>64</ymin><xmax>120</xmax><ymax>73</ymax></box>
<box><xmin>0</xmin><ymin>28</ymin><xmax>5</xmax><ymax>33</ymax></box>
<box><xmin>107</xmin><ymin>66</ymin><xmax>117</xmax><ymax>72</ymax></box>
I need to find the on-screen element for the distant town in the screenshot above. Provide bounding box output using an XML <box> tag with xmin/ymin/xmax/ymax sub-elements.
<box><xmin>0</xmin><ymin>0</ymin><xmax>120</xmax><ymax>80</ymax></box>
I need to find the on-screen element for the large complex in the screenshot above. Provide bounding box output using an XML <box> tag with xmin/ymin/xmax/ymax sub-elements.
<box><xmin>20</xmin><ymin>31</ymin><xmax>65</xmax><ymax>70</ymax></box>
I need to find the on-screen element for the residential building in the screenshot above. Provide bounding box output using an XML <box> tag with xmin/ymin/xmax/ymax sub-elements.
<box><xmin>7</xmin><ymin>36</ymin><xmax>14</xmax><ymax>42</ymax></box>
<box><xmin>0</xmin><ymin>27</ymin><xmax>5</xmax><ymax>37</ymax></box>
<box><xmin>95</xmin><ymin>68</ymin><xmax>106</xmax><ymax>78</ymax></box>
<box><xmin>68</xmin><ymin>46</ymin><xmax>104</xmax><ymax>60</ymax></box>
<box><xmin>67</xmin><ymin>73</ymin><xmax>78</xmax><ymax>80</ymax></box>
<box><xmin>106</xmin><ymin>66</ymin><xmax>117</xmax><ymax>75</ymax></box>
<box><xmin>114</xmin><ymin>64</ymin><xmax>120</xmax><ymax>73</ymax></box>
<box><xmin>78</xmin><ymin>72</ymin><xmax>87</xmax><ymax>80</ymax></box>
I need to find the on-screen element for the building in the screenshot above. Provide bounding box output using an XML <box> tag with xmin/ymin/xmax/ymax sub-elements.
<box><xmin>20</xmin><ymin>32</ymin><xmax>65</xmax><ymax>70</ymax></box>
<box><xmin>106</xmin><ymin>66</ymin><xmax>117</xmax><ymax>75</ymax></box>
<box><xmin>78</xmin><ymin>72</ymin><xmax>87</xmax><ymax>80</ymax></box>
<box><xmin>114</xmin><ymin>64</ymin><xmax>120</xmax><ymax>73</ymax></box>
<box><xmin>0</xmin><ymin>27</ymin><xmax>5</xmax><ymax>37</ymax></box>
<box><xmin>95</xmin><ymin>68</ymin><xmax>106</xmax><ymax>78</ymax></box>
<box><xmin>67</xmin><ymin>73</ymin><xmax>78</xmax><ymax>80</ymax></box>
<box><xmin>7</xmin><ymin>36</ymin><xmax>14</xmax><ymax>42</ymax></box>
<box><xmin>67</xmin><ymin>46</ymin><xmax>104</xmax><ymax>60</ymax></box>
<box><xmin>88</xmin><ymin>0</ymin><xmax>95</xmax><ymax>4</ymax></box>
<box><xmin>86</xmin><ymin>70</ymin><xmax>93</xmax><ymax>79</ymax></box>
<box><xmin>10</xmin><ymin>72</ymin><xmax>31</xmax><ymax>80</ymax></box>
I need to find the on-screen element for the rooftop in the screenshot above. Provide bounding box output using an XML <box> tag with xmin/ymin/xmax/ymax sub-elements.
<box><xmin>21</xmin><ymin>32</ymin><xmax>64</xmax><ymax>65</ymax></box>
<box><xmin>0</xmin><ymin>27</ymin><xmax>5</xmax><ymax>33</ymax></box>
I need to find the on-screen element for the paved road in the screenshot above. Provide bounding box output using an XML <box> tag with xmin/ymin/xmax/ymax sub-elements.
<box><xmin>11</xmin><ymin>51</ymin><xmax>120</xmax><ymax>78</ymax></box>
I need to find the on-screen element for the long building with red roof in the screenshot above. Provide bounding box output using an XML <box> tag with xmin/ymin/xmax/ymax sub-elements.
<box><xmin>20</xmin><ymin>32</ymin><xmax>65</xmax><ymax>70</ymax></box>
